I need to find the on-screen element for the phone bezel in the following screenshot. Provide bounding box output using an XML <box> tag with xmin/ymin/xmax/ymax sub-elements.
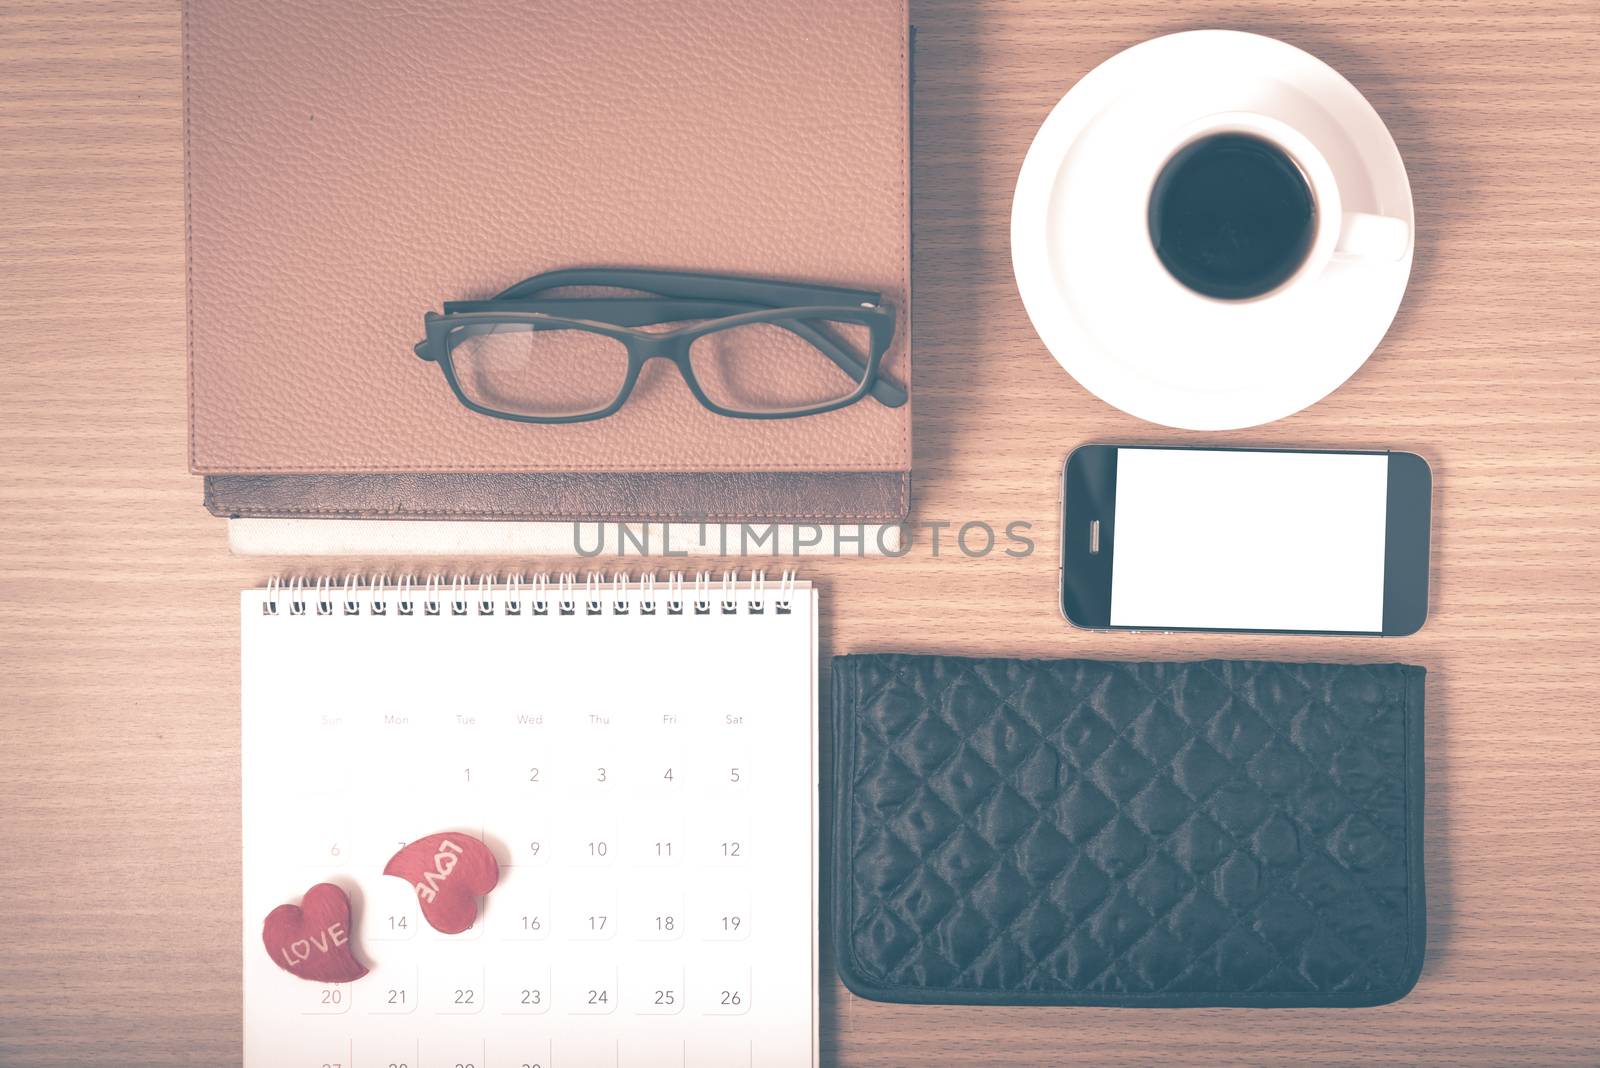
<box><xmin>1060</xmin><ymin>443</ymin><xmax>1432</xmax><ymax>636</ymax></box>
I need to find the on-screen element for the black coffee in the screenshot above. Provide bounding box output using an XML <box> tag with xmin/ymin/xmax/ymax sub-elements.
<box><xmin>1148</xmin><ymin>133</ymin><xmax>1316</xmax><ymax>300</ymax></box>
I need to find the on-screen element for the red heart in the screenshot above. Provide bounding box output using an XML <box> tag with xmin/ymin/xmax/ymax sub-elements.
<box><xmin>384</xmin><ymin>832</ymin><xmax>500</xmax><ymax>935</ymax></box>
<box><xmin>262</xmin><ymin>883</ymin><xmax>369</xmax><ymax>983</ymax></box>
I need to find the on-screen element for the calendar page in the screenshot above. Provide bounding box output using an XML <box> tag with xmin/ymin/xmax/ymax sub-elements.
<box><xmin>241</xmin><ymin>578</ymin><xmax>818</xmax><ymax>1068</ymax></box>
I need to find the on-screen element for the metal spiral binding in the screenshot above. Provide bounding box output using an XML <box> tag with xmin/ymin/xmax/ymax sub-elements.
<box><xmin>775</xmin><ymin>569</ymin><xmax>797</xmax><ymax>614</ymax></box>
<box><xmin>261</xmin><ymin>571</ymin><xmax>795</xmax><ymax>617</ymax></box>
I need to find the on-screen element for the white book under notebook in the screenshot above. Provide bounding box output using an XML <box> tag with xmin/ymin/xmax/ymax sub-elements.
<box><xmin>241</xmin><ymin>572</ymin><xmax>818</xmax><ymax>1068</ymax></box>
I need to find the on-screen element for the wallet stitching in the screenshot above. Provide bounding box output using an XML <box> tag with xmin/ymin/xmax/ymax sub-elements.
<box><xmin>841</xmin><ymin>657</ymin><xmax>1421</xmax><ymax>1004</ymax></box>
<box><xmin>1181</xmin><ymin>661</ymin><xmax>1411</xmax><ymax>995</ymax></box>
<box><xmin>1183</xmin><ymin>661</ymin><xmax>1414</xmax><ymax>998</ymax></box>
<box><xmin>1400</xmin><ymin>667</ymin><xmax>1414</xmax><ymax>991</ymax></box>
<box><xmin>856</xmin><ymin>660</ymin><xmax>1054</xmax><ymax>988</ymax></box>
<box><xmin>843</xmin><ymin>659</ymin><xmax>896</xmax><ymax>988</ymax></box>
<box><xmin>872</xmin><ymin>659</ymin><xmax>1314</xmax><ymax>996</ymax></box>
<box><xmin>883</xmin><ymin>659</ymin><xmax>1407</xmax><ymax>1004</ymax></box>
<box><xmin>1015</xmin><ymin>666</ymin><xmax>1274</xmax><ymax>995</ymax></box>
<box><xmin>847</xmin><ymin>658</ymin><xmax>1035</xmax><ymax>990</ymax></box>
<box><xmin>843</xmin><ymin>660</ymin><xmax>874</xmax><ymax>985</ymax></box>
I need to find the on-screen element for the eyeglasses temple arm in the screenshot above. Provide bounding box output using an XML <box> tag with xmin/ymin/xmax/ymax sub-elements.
<box><xmin>493</xmin><ymin>267</ymin><xmax>882</xmax><ymax>309</ymax></box>
<box><xmin>415</xmin><ymin>301</ymin><xmax>766</xmax><ymax>360</ymax></box>
<box><xmin>776</xmin><ymin>317</ymin><xmax>907</xmax><ymax>408</ymax></box>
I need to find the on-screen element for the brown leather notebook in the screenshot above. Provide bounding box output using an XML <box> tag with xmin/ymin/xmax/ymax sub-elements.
<box><xmin>185</xmin><ymin>0</ymin><xmax>911</xmax><ymax>522</ymax></box>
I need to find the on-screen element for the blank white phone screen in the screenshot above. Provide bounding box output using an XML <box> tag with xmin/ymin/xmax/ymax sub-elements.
<box><xmin>1109</xmin><ymin>448</ymin><xmax>1389</xmax><ymax>632</ymax></box>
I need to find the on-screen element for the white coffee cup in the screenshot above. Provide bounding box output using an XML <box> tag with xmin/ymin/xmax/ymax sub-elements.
<box><xmin>1147</xmin><ymin>111</ymin><xmax>1411</xmax><ymax>303</ymax></box>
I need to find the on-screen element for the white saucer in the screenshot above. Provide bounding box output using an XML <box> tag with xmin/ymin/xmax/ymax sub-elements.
<box><xmin>1011</xmin><ymin>30</ymin><xmax>1414</xmax><ymax>430</ymax></box>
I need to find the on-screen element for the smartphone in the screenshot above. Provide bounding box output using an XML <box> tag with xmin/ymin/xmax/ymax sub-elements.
<box><xmin>1061</xmin><ymin>444</ymin><xmax>1431</xmax><ymax>636</ymax></box>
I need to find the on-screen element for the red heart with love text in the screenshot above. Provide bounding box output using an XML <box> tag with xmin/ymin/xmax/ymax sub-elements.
<box><xmin>262</xmin><ymin>882</ymin><xmax>369</xmax><ymax>983</ymax></box>
<box><xmin>384</xmin><ymin>832</ymin><xmax>500</xmax><ymax>934</ymax></box>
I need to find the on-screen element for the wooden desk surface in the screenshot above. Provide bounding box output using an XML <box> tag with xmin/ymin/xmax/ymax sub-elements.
<box><xmin>2</xmin><ymin>1</ymin><xmax>1597</xmax><ymax>1064</ymax></box>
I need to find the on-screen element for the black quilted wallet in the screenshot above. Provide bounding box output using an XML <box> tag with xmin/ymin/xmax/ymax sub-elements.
<box><xmin>831</xmin><ymin>655</ymin><xmax>1426</xmax><ymax>1007</ymax></box>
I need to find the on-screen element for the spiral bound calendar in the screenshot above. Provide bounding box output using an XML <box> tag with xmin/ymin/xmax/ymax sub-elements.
<box><xmin>242</xmin><ymin>572</ymin><xmax>818</xmax><ymax>1068</ymax></box>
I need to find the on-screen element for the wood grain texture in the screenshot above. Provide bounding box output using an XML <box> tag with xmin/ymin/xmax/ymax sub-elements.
<box><xmin>1</xmin><ymin>0</ymin><xmax>1596</xmax><ymax>1064</ymax></box>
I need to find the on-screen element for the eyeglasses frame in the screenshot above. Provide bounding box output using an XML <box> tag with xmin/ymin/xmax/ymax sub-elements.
<box><xmin>414</xmin><ymin>268</ymin><xmax>906</xmax><ymax>424</ymax></box>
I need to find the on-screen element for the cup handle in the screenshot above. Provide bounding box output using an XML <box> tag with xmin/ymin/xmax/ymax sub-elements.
<box><xmin>1337</xmin><ymin>212</ymin><xmax>1411</xmax><ymax>261</ymax></box>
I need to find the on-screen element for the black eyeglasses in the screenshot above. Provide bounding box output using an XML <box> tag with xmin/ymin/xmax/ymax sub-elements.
<box><xmin>414</xmin><ymin>267</ymin><xmax>906</xmax><ymax>423</ymax></box>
